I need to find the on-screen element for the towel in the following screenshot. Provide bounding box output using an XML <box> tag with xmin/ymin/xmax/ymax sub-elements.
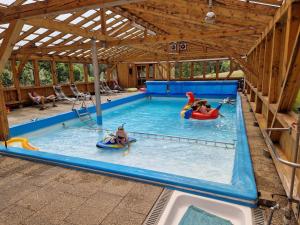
<box><xmin>179</xmin><ymin>205</ymin><xmax>233</xmax><ymax>225</ymax></box>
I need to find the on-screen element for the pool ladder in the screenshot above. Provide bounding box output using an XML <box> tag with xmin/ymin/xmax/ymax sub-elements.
<box><xmin>72</xmin><ymin>99</ymin><xmax>96</xmax><ymax>127</ymax></box>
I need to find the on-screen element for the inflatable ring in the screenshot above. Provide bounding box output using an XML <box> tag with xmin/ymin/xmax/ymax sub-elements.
<box><xmin>2</xmin><ymin>137</ymin><xmax>38</xmax><ymax>151</ymax></box>
<box><xmin>126</xmin><ymin>88</ymin><xmax>138</xmax><ymax>92</ymax></box>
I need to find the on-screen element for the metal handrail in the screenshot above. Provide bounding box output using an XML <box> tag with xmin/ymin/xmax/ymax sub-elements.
<box><xmin>262</xmin><ymin>129</ymin><xmax>300</xmax><ymax>168</ymax></box>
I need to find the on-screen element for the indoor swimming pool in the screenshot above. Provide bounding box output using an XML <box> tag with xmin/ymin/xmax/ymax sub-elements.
<box><xmin>0</xmin><ymin>90</ymin><xmax>257</xmax><ymax>207</ymax></box>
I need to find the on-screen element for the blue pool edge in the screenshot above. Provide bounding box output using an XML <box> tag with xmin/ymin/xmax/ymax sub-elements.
<box><xmin>0</xmin><ymin>92</ymin><xmax>258</xmax><ymax>207</ymax></box>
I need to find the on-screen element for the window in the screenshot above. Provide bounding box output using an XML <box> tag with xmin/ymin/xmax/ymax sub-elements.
<box><xmin>292</xmin><ymin>89</ymin><xmax>300</xmax><ymax>113</ymax></box>
<box><xmin>0</xmin><ymin>61</ymin><xmax>14</xmax><ymax>87</ymax></box>
<box><xmin>175</xmin><ymin>62</ymin><xmax>180</xmax><ymax>79</ymax></box>
<box><xmin>38</xmin><ymin>61</ymin><xmax>52</xmax><ymax>85</ymax></box>
<box><xmin>206</xmin><ymin>61</ymin><xmax>216</xmax><ymax>79</ymax></box>
<box><xmin>231</xmin><ymin>61</ymin><xmax>244</xmax><ymax>78</ymax></box>
<box><xmin>87</xmin><ymin>64</ymin><xmax>94</xmax><ymax>82</ymax></box>
<box><xmin>18</xmin><ymin>61</ymin><xmax>34</xmax><ymax>86</ymax></box>
<box><xmin>149</xmin><ymin>64</ymin><xmax>154</xmax><ymax>79</ymax></box>
<box><xmin>218</xmin><ymin>60</ymin><xmax>231</xmax><ymax>78</ymax></box>
<box><xmin>56</xmin><ymin>62</ymin><xmax>69</xmax><ymax>83</ymax></box>
<box><xmin>73</xmin><ymin>63</ymin><xmax>84</xmax><ymax>82</ymax></box>
<box><xmin>154</xmin><ymin>64</ymin><xmax>163</xmax><ymax>80</ymax></box>
<box><xmin>182</xmin><ymin>62</ymin><xmax>191</xmax><ymax>79</ymax></box>
<box><xmin>193</xmin><ymin>62</ymin><xmax>204</xmax><ymax>79</ymax></box>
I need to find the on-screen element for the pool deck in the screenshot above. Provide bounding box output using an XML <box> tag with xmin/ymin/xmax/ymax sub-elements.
<box><xmin>0</xmin><ymin>92</ymin><xmax>297</xmax><ymax>224</ymax></box>
<box><xmin>241</xmin><ymin>93</ymin><xmax>297</xmax><ymax>224</ymax></box>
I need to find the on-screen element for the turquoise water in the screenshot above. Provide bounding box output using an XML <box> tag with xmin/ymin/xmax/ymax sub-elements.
<box><xmin>25</xmin><ymin>97</ymin><xmax>237</xmax><ymax>184</ymax></box>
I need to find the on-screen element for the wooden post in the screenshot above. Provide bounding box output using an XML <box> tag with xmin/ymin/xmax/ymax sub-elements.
<box><xmin>33</xmin><ymin>59</ymin><xmax>40</xmax><ymax>87</ymax></box>
<box><xmin>146</xmin><ymin>64</ymin><xmax>149</xmax><ymax>80</ymax></box>
<box><xmin>0</xmin><ymin>20</ymin><xmax>23</xmax><ymax>141</ymax></box>
<box><xmin>91</xmin><ymin>39</ymin><xmax>102</xmax><ymax>125</ymax></box>
<box><xmin>167</xmin><ymin>62</ymin><xmax>170</xmax><ymax>81</ymax></box>
<box><xmin>11</xmin><ymin>58</ymin><xmax>21</xmax><ymax>102</ymax></box>
<box><xmin>69</xmin><ymin>62</ymin><xmax>74</xmax><ymax>83</ymax></box>
<box><xmin>50</xmin><ymin>60</ymin><xmax>58</xmax><ymax>85</ymax></box>
<box><xmin>83</xmin><ymin>63</ymin><xmax>89</xmax><ymax>83</ymax></box>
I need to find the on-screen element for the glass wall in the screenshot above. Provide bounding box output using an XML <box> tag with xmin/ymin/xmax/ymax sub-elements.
<box><xmin>193</xmin><ymin>62</ymin><xmax>204</xmax><ymax>79</ymax></box>
<box><xmin>73</xmin><ymin>63</ymin><xmax>84</xmax><ymax>82</ymax></box>
<box><xmin>18</xmin><ymin>61</ymin><xmax>34</xmax><ymax>86</ymax></box>
<box><xmin>56</xmin><ymin>62</ymin><xmax>70</xmax><ymax>83</ymax></box>
<box><xmin>0</xmin><ymin>61</ymin><xmax>14</xmax><ymax>87</ymax></box>
<box><xmin>87</xmin><ymin>64</ymin><xmax>94</xmax><ymax>82</ymax></box>
<box><xmin>38</xmin><ymin>61</ymin><xmax>52</xmax><ymax>85</ymax></box>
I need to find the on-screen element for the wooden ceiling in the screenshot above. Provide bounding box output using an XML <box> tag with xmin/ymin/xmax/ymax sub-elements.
<box><xmin>0</xmin><ymin>0</ymin><xmax>282</xmax><ymax>64</ymax></box>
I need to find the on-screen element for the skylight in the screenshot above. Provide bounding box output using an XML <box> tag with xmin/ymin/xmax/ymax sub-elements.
<box><xmin>25</xmin><ymin>34</ymin><xmax>38</xmax><ymax>40</ymax></box>
<box><xmin>70</xmin><ymin>17</ymin><xmax>84</xmax><ymax>25</ymax></box>
<box><xmin>81</xmin><ymin>10</ymin><xmax>97</xmax><ymax>18</ymax></box>
<box><xmin>35</xmin><ymin>28</ymin><xmax>48</xmax><ymax>35</ymax></box>
<box><xmin>82</xmin><ymin>21</ymin><xmax>94</xmax><ymax>28</ymax></box>
<box><xmin>49</xmin><ymin>31</ymin><xmax>61</xmax><ymax>37</ymax></box>
<box><xmin>55</xmin><ymin>13</ymin><xmax>73</xmax><ymax>21</ymax></box>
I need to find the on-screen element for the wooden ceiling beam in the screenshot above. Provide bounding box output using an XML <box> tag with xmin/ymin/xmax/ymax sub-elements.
<box><xmin>0</xmin><ymin>0</ymin><xmax>147</xmax><ymax>23</ymax></box>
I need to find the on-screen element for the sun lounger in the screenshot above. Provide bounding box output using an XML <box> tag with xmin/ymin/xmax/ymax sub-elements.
<box><xmin>70</xmin><ymin>83</ymin><xmax>92</xmax><ymax>100</ymax></box>
<box><xmin>53</xmin><ymin>85</ymin><xmax>76</xmax><ymax>103</ymax></box>
<box><xmin>112</xmin><ymin>80</ymin><xmax>125</xmax><ymax>92</ymax></box>
<box><xmin>28</xmin><ymin>92</ymin><xmax>57</xmax><ymax>110</ymax></box>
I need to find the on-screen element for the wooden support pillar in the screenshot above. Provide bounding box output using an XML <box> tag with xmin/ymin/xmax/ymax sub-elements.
<box><xmin>11</xmin><ymin>58</ymin><xmax>21</xmax><ymax>102</ymax></box>
<box><xmin>69</xmin><ymin>62</ymin><xmax>74</xmax><ymax>83</ymax></box>
<box><xmin>146</xmin><ymin>64</ymin><xmax>149</xmax><ymax>80</ymax></box>
<box><xmin>257</xmin><ymin>40</ymin><xmax>265</xmax><ymax>92</ymax></box>
<box><xmin>167</xmin><ymin>62</ymin><xmax>170</xmax><ymax>81</ymax></box>
<box><xmin>268</xmin><ymin>24</ymin><xmax>281</xmax><ymax>103</ymax></box>
<box><xmin>83</xmin><ymin>63</ymin><xmax>89</xmax><ymax>83</ymax></box>
<box><xmin>91</xmin><ymin>39</ymin><xmax>102</xmax><ymax>125</ymax></box>
<box><xmin>33</xmin><ymin>59</ymin><xmax>40</xmax><ymax>87</ymax></box>
<box><xmin>262</xmin><ymin>33</ymin><xmax>273</xmax><ymax>96</ymax></box>
<box><xmin>0</xmin><ymin>20</ymin><xmax>24</xmax><ymax>141</ymax></box>
<box><xmin>216</xmin><ymin>61</ymin><xmax>219</xmax><ymax>80</ymax></box>
<box><xmin>50</xmin><ymin>60</ymin><xmax>58</xmax><ymax>85</ymax></box>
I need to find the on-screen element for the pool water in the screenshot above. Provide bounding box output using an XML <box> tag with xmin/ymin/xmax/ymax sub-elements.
<box><xmin>25</xmin><ymin>97</ymin><xmax>237</xmax><ymax>184</ymax></box>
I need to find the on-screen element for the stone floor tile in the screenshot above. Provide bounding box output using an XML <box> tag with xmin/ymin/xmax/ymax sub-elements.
<box><xmin>100</xmin><ymin>207</ymin><xmax>145</xmax><ymax>225</ymax></box>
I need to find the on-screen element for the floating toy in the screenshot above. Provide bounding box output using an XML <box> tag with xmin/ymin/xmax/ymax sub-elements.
<box><xmin>126</xmin><ymin>88</ymin><xmax>138</xmax><ymax>92</ymax></box>
<box><xmin>181</xmin><ymin>92</ymin><xmax>222</xmax><ymax>120</ymax></box>
<box><xmin>2</xmin><ymin>137</ymin><xmax>38</xmax><ymax>151</ymax></box>
<box><xmin>96</xmin><ymin>135</ymin><xmax>136</xmax><ymax>150</ymax></box>
<box><xmin>139</xmin><ymin>87</ymin><xmax>146</xmax><ymax>92</ymax></box>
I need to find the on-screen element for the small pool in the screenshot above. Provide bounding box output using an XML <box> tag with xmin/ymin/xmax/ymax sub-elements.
<box><xmin>0</xmin><ymin>89</ymin><xmax>257</xmax><ymax>207</ymax></box>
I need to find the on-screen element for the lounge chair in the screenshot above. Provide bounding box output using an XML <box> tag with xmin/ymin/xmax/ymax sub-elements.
<box><xmin>28</xmin><ymin>91</ymin><xmax>57</xmax><ymax>110</ymax></box>
<box><xmin>99</xmin><ymin>81</ymin><xmax>116</xmax><ymax>95</ymax></box>
<box><xmin>102</xmin><ymin>80</ymin><xmax>119</xmax><ymax>93</ymax></box>
<box><xmin>70</xmin><ymin>83</ymin><xmax>92</xmax><ymax>100</ymax></box>
<box><xmin>112</xmin><ymin>80</ymin><xmax>125</xmax><ymax>92</ymax></box>
<box><xmin>53</xmin><ymin>85</ymin><xmax>76</xmax><ymax>103</ymax></box>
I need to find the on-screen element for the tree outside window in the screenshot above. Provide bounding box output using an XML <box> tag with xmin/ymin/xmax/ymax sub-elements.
<box><xmin>38</xmin><ymin>61</ymin><xmax>53</xmax><ymax>85</ymax></box>
<box><xmin>73</xmin><ymin>63</ymin><xmax>84</xmax><ymax>82</ymax></box>
<box><xmin>18</xmin><ymin>61</ymin><xmax>35</xmax><ymax>86</ymax></box>
<box><xmin>0</xmin><ymin>61</ymin><xmax>14</xmax><ymax>87</ymax></box>
<box><xmin>56</xmin><ymin>62</ymin><xmax>69</xmax><ymax>84</ymax></box>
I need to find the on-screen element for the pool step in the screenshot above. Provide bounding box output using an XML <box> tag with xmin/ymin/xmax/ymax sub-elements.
<box><xmin>73</xmin><ymin>107</ymin><xmax>96</xmax><ymax>127</ymax></box>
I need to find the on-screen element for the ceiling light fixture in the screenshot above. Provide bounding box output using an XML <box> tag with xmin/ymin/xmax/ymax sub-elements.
<box><xmin>205</xmin><ymin>0</ymin><xmax>216</xmax><ymax>24</ymax></box>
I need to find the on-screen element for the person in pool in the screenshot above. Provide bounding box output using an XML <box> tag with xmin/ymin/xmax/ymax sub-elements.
<box><xmin>116</xmin><ymin>125</ymin><xmax>128</xmax><ymax>146</ymax></box>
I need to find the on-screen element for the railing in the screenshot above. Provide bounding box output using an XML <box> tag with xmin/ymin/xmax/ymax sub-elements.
<box><xmin>70</xmin><ymin>126</ymin><xmax>236</xmax><ymax>149</ymax></box>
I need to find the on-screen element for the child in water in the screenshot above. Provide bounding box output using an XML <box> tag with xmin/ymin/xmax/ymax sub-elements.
<box><xmin>116</xmin><ymin>125</ymin><xmax>128</xmax><ymax>146</ymax></box>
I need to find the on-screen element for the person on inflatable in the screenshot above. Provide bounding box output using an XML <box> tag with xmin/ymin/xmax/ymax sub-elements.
<box><xmin>116</xmin><ymin>125</ymin><xmax>128</xmax><ymax>146</ymax></box>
